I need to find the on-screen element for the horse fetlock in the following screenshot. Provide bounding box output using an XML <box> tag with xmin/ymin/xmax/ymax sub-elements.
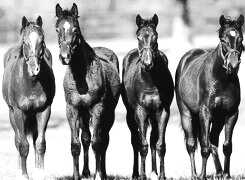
<box><xmin>82</xmin><ymin>168</ymin><xmax>91</xmax><ymax>178</ymax></box>
<box><xmin>71</xmin><ymin>142</ymin><xmax>81</xmax><ymax>156</ymax></box>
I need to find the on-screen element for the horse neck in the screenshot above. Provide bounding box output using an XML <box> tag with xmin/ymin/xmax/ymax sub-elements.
<box><xmin>140</xmin><ymin>57</ymin><xmax>161</xmax><ymax>87</ymax></box>
<box><xmin>69</xmin><ymin>37</ymin><xmax>95</xmax><ymax>80</ymax></box>
<box><xmin>211</xmin><ymin>43</ymin><xmax>233</xmax><ymax>80</ymax></box>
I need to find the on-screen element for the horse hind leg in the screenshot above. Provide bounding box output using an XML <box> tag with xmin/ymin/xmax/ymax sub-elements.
<box><xmin>126</xmin><ymin>109</ymin><xmax>140</xmax><ymax>180</ymax></box>
<box><xmin>10</xmin><ymin>107</ymin><xmax>29</xmax><ymax>179</ymax></box>
<box><xmin>180</xmin><ymin>109</ymin><xmax>198</xmax><ymax>179</ymax></box>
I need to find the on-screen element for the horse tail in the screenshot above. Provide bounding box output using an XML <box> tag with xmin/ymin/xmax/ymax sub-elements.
<box><xmin>24</xmin><ymin>115</ymin><xmax>37</xmax><ymax>136</ymax></box>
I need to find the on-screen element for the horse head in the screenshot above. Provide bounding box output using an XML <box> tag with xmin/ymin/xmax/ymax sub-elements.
<box><xmin>21</xmin><ymin>16</ymin><xmax>45</xmax><ymax>77</ymax></box>
<box><xmin>55</xmin><ymin>3</ymin><xmax>81</xmax><ymax>65</ymax></box>
<box><xmin>136</xmin><ymin>14</ymin><xmax>159</xmax><ymax>71</ymax></box>
<box><xmin>218</xmin><ymin>14</ymin><xmax>244</xmax><ymax>74</ymax></box>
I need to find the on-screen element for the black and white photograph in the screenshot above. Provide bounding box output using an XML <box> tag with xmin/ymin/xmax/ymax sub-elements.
<box><xmin>0</xmin><ymin>0</ymin><xmax>245</xmax><ymax>179</ymax></box>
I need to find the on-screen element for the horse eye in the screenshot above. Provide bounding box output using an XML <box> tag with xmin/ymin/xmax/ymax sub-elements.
<box><xmin>56</xmin><ymin>28</ymin><xmax>59</xmax><ymax>33</ymax></box>
<box><xmin>137</xmin><ymin>36</ymin><xmax>143</xmax><ymax>41</ymax></box>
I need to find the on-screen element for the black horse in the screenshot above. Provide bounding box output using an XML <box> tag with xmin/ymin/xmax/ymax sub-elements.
<box><xmin>121</xmin><ymin>14</ymin><xmax>174</xmax><ymax>180</ymax></box>
<box><xmin>55</xmin><ymin>3</ymin><xmax>120</xmax><ymax>180</ymax></box>
<box><xmin>2</xmin><ymin>16</ymin><xmax>55</xmax><ymax>179</ymax></box>
<box><xmin>175</xmin><ymin>15</ymin><xmax>244</xmax><ymax>180</ymax></box>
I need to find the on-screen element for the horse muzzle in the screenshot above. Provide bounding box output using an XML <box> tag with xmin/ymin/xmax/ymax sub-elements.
<box><xmin>27</xmin><ymin>56</ymin><xmax>40</xmax><ymax>77</ymax></box>
<box><xmin>224</xmin><ymin>52</ymin><xmax>241</xmax><ymax>74</ymax></box>
<box><xmin>59</xmin><ymin>43</ymin><xmax>72</xmax><ymax>65</ymax></box>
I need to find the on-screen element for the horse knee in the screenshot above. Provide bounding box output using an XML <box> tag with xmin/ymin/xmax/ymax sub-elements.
<box><xmin>156</xmin><ymin>142</ymin><xmax>166</xmax><ymax>156</ymax></box>
<box><xmin>35</xmin><ymin>138</ymin><xmax>46</xmax><ymax>154</ymax></box>
<box><xmin>186</xmin><ymin>138</ymin><xmax>196</xmax><ymax>153</ymax></box>
<box><xmin>19</xmin><ymin>139</ymin><xmax>29</xmax><ymax>158</ymax></box>
<box><xmin>71</xmin><ymin>141</ymin><xmax>81</xmax><ymax>157</ymax></box>
<box><xmin>201</xmin><ymin>146</ymin><xmax>211</xmax><ymax>158</ymax></box>
<box><xmin>223</xmin><ymin>141</ymin><xmax>232</xmax><ymax>156</ymax></box>
<box><xmin>81</xmin><ymin>132</ymin><xmax>91</xmax><ymax>148</ymax></box>
<box><xmin>140</xmin><ymin>144</ymin><xmax>148</xmax><ymax>157</ymax></box>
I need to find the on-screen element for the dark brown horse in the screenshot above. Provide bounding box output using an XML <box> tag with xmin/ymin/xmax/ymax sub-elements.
<box><xmin>121</xmin><ymin>14</ymin><xmax>174</xmax><ymax>180</ymax></box>
<box><xmin>175</xmin><ymin>15</ymin><xmax>244</xmax><ymax>180</ymax></box>
<box><xmin>55</xmin><ymin>3</ymin><xmax>120</xmax><ymax>180</ymax></box>
<box><xmin>2</xmin><ymin>16</ymin><xmax>55</xmax><ymax>179</ymax></box>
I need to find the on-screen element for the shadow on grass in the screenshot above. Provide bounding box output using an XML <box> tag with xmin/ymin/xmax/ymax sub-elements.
<box><xmin>56</xmin><ymin>175</ymin><xmax>131</xmax><ymax>180</ymax></box>
<box><xmin>55</xmin><ymin>174</ymin><xmax>245</xmax><ymax>180</ymax></box>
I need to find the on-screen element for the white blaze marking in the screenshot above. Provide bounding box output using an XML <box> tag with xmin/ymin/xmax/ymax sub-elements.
<box><xmin>29</xmin><ymin>32</ymin><xmax>38</xmax><ymax>53</ymax></box>
<box><xmin>230</xmin><ymin>30</ymin><xmax>236</xmax><ymax>37</ymax></box>
<box><xmin>63</xmin><ymin>21</ymin><xmax>70</xmax><ymax>33</ymax></box>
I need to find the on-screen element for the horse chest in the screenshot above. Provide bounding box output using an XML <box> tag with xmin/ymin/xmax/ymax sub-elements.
<box><xmin>64</xmin><ymin>70</ymin><xmax>104</xmax><ymax>107</ymax></box>
<box><xmin>139</xmin><ymin>90</ymin><xmax>161</xmax><ymax>110</ymax></box>
<box><xmin>18</xmin><ymin>93</ymin><xmax>47</xmax><ymax>111</ymax></box>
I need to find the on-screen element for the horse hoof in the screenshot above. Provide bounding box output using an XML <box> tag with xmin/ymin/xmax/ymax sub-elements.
<box><xmin>15</xmin><ymin>174</ymin><xmax>29</xmax><ymax>180</ymax></box>
<box><xmin>140</xmin><ymin>174</ymin><xmax>147</xmax><ymax>180</ymax></box>
<box><xmin>150</xmin><ymin>172</ymin><xmax>158</xmax><ymax>180</ymax></box>
<box><xmin>82</xmin><ymin>169</ymin><xmax>91</xmax><ymax>178</ymax></box>
<box><xmin>223</xmin><ymin>173</ymin><xmax>232</xmax><ymax>180</ymax></box>
<box><xmin>191</xmin><ymin>175</ymin><xmax>200</xmax><ymax>180</ymax></box>
<box><xmin>132</xmin><ymin>172</ymin><xmax>139</xmax><ymax>180</ymax></box>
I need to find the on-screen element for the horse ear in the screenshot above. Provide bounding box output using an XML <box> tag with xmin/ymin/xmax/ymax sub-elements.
<box><xmin>219</xmin><ymin>15</ymin><xmax>226</xmax><ymax>27</ymax></box>
<box><xmin>136</xmin><ymin>14</ymin><xmax>143</xmax><ymax>27</ymax></box>
<box><xmin>71</xmin><ymin>3</ymin><xmax>78</xmax><ymax>17</ymax></box>
<box><xmin>22</xmin><ymin>16</ymin><xmax>29</xmax><ymax>28</ymax></box>
<box><xmin>152</xmin><ymin>14</ymin><xmax>159</xmax><ymax>27</ymax></box>
<box><xmin>36</xmin><ymin>16</ymin><xmax>43</xmax><ymax>27</ymax></box>
<box><xmin>237</xmin><ymin>14</ymin><xmax>244</xmax><ymax>28</ymax></box>
<box><xmin>56</xmin><ymin>3</ymin><xmax>63</xmax><ymax>17</ymax></box>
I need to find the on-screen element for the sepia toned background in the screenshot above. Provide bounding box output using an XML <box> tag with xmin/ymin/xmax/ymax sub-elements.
<box><xmin>0</xmin><ymin>0</ymin><xmax>245</xmax><ymax>179</ymax></box>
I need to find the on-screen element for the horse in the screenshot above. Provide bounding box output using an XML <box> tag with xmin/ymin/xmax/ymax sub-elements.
<box><xmin>121</xmin><ymin>14</ymin><xmax>174</xmax><ymax>180</ymax></box>
<box><xmin>2</xmin><ymin>16</ymin><xmax>55</xmax><ymax>179</ymax></box>
<box><xmin>55</xmin><ymin>3</ymin><xmax>120</xmax><ymax>180</ymax></box>
<box><xmin>175</xmin><ymin>15</ymin><xmax>244</xmax><ymax>180</ymax></box>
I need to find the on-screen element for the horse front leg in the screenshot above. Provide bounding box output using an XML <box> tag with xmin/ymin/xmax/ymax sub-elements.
<box><xmin>150</xmin><ymin>117</ymin><xmax>158</xmax><ymax>180</ymax></box>
<box><xmin>156</xmin><ymin>108</ymin><xmax>170</xmax><ymax>180</ymax></box>
<box><xmin>91</xmin><ymin>103</ymin><xmax>105</xmax><ymax>180</ymax></box>
<box><xmin>135</xmin><ymin>106</ymin><xmax>148</xmax><ymax>180</ymax></box>
<box><xmin>80</xmin><ymin>109</ymin><xmax>91</xmax><ymax>178</ymax></box>
<box><xmin>67</xmin><ymin>104</ymin><xmax>81</xmax><ymax>180</ymax></box>
<box><xmin>32</xmin><ymin>106</ymin><xmax>51</xmax><ymax>180</ymax></box>
<box><xmin>126</xmin><ymin>109</ymin><xmax>140</xmax><ymax>180</ymax></box>
<box><xmin>199</xmin><ymin>105</ymin><xmax>212</xmax><ymax>180</ymax></box>
<box><xmin>10</xmin><ymin>107</ymin><xmax>29</xmax><ymax>179</ymax></box>
<box><xmin>223</xmin><ymin>111</ymin><xmax>238</xmax><ymax>179</ymax></box>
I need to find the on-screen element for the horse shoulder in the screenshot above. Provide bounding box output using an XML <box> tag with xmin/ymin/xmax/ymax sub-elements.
<box><xmin>122</xmin><ymin>48</ymin><xmax>138</xmax><ymax>76</ymax></box>
<box><xmin>3</xmin><ymin>45</ymin><xmax>21</xmax><ymax>68</ymax></box>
